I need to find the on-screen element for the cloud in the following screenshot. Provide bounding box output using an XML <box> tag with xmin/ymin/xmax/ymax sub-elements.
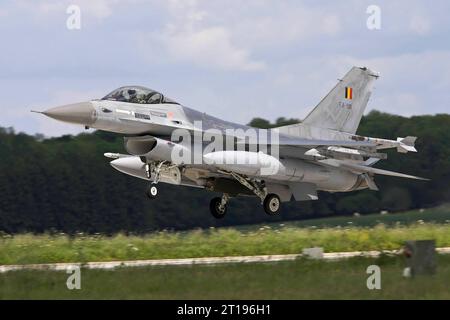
<box><xmin>138</xmin><ymin>0</ymin><xmax>265</xmax><ymax>71</ymax></box>
<box><xmin>158</xmin><ymin>26</ymin><xmax>265</xmax><ymax>71</ymax></box>
<box><xmin>2</xmin><ymin>0</ymin><xmax>450</xmax><ymax>137</ymax></box>
<box><xmin>228</xmin><ymin>5</ymin><xmax>342</xmax><ymax>49</ymax></box>
<box><xmin>409</xmin><ymin>15</ymin><xmax>431</xmax><ymax>35</ymax></box>
<box><xmin>375</xmin><ymin>93</ymin><xmax>423</xmax><ymax>117</ymax></box>
<box><xmin>0</xmin><ymin>8</ymin><xmax>8</xmax><ymax>17</ymax></box>
<box><xmin>15</xmin><ymin>0</ymin><xmax>121</xmax><ymax>21</ymax></box>
<box><xmin>264</xmin><ymin>50</ymin><xmax>450</xmax><ymax>121</ymax></box>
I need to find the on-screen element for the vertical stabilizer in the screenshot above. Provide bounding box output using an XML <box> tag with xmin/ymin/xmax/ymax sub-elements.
<box><xmin>301</xmin><ymin>66</ymin><xmax>379</xmax><ymax>134</ymax></box>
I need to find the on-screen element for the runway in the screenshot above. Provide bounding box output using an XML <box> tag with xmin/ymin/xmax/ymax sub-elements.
<box><xmin>1</xmin><ymin>247</ymin><xmax>449</xmax><ymax>273</ymax></box>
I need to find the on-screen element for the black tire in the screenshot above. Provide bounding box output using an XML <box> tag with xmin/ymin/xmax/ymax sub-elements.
<box><xmin>263</xmin><ymin>194</ymin><xmax>281</xmax><ymax>215</ymax></box>
<box><xmin>209</xmin><ymin>197</ymin><xmax>227</xmax><ymax>219</ymax></box>
<box><xmin>146</xmin><ymin>185</ymin><xmax>158</xmax><ymax>199</ymax></box>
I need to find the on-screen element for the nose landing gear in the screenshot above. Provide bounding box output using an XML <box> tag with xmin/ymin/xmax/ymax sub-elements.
<box><xmin>146</xmin><ymin>184</ymin><xmax>158</xmax><ymax>199</ymax></box>
<box><xmin>144</xmin><ymin>161</ymin><xmax>166</xmax><ymax>200</ymax></box>
<box><xmin>143</xmin><ymin>161</ymin><xmax>182</xmax><ymax>199</ymax></box>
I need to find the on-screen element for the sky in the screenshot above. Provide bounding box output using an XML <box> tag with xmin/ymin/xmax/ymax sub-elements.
<box><xmin>1</xmin><ymin>0</ymin><xmax>449</xmax><ymax>136</ymax></box>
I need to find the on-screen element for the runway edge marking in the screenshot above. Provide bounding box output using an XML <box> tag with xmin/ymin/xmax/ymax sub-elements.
<box><xmin>1</xmin><ymin>248</ymin><xmax>449</xmax><ymax>273</ymax></box>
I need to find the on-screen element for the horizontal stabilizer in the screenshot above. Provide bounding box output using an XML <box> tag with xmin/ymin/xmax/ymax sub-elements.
<box><xmin>340</xmin><ymin>162</ymin><xmax>429</xmax><ymax>181</ymax></box>
<box><xmin>364</xmin><ymin>157</ymin><xmax>381</xmax><ymax>167</ymax></box>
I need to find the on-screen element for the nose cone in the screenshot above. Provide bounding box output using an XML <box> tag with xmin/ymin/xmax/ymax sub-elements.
<box><xmin>42</xmin><ymin>102</ymin><xmax>96</xmax><ymax>125</ymax></box>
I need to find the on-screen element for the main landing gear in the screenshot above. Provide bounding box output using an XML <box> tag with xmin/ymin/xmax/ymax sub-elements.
<box><xmin>142</xmin><ymin>162</ymin><xmax>282</xmax><ymax>218</ymax></box>
<box><xmin>208</xmin><ymin>171</ymin><xmax>282</xmax><ymax>219</ymax></box>
<box><xmin>209</xmin><ymin>194</ymin><xmax>229</xmax><ymax>219</ymax></box>
<box><xmin>263</xmin><ymin>193</ymin><xmax>281</xmax><ymax>216</ymax></box>
<box><xmin>227</xmin><ymin>171</ymin><xmax>282</xmax><ymax>216</ymax></box>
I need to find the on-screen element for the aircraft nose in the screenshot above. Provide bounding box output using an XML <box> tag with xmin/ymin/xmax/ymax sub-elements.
<box><xmin>42</xmin><ymin>102</ymin><xmax>96</xmax><ymax>125</ymax></box>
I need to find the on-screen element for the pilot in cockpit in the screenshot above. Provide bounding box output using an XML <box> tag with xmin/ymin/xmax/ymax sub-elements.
<box><xmin>147</xmin><ymin>92</ymin><xmax>162</xmax><ymax>104</ymax></box>
<box><xmin>128</xmin><ymin>89</ymin><xmax>138</xmax><ymax>103</ymax></box>
<box><xmin>101</xmin><ymin>86</ymin><xmax>179</xmax><ymax>105</ymax></box>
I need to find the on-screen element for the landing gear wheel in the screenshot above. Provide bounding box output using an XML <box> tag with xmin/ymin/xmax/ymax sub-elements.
<box><xmin>146</xmin><ymin>185</ymin><xmax>158</xmax><ymax>199</ymax></box>
<box><xmin>263</xmin><ymin>194</ymin><xmax>281</xmax><ymax>215</ymax></box>
<box><xmin>210</xmin><ymin>197</ymin><xmax>227</xmax><ymax>219</ymax></box>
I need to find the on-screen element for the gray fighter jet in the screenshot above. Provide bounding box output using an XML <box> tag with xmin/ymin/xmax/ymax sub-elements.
<box><xmin>33</xmin><ymin>66</ymin><xmax>427</xmax><ymax>218</ymax></box>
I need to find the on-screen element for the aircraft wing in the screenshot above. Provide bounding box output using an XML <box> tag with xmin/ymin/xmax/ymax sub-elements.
<box><xmin>277</xmin><ymin>136</ymin><xmax>376</xmax><ymax>147</ymax></box>
<box><xmin>238</xmin><ymin>134</ymin><xmax>376</xmax><ymax>148</ymax></box>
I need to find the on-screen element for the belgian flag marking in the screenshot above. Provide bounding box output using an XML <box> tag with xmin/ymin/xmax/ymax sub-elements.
<box><xmin>345</xmin><ymin>87</ymin><xmax>353</xmax><ymax>100</ymax></box>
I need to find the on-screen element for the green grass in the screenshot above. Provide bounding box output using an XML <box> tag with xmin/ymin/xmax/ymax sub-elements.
<box><xmin>1</xmin><ymin>205</ymin><xmax>450</xmax><ymax>265</ymax></box>
<box><xmin>1</xmin><ymin>255</ymin><xmax>450</xmax><ymax>299</ymax></box>
<box><xmin>2</xmin><ymin>206</ymin><xmax>450</xmax><ymax>300</ymax></box>
<box><xmin>238</xmin><ymin>204</ymin><xmax>450</xmax><ymax>230</ymax></box>
<box><xmin>1</xmin><ymin>223</ymin><xmax>450</xmax><ymax>265</ymax></box>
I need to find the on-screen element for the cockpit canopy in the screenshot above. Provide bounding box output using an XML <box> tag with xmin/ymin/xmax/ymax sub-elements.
<box><xmin>101</xmin><ymin>86</ymin><xmax>179</xmax><ymax>105</ymax></box>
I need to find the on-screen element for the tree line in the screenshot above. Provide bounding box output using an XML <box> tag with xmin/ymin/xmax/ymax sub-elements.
<box><xmin>0</xmin><ymin>110</ymin><xmax>449</xmax><ymax>233</ymax></box>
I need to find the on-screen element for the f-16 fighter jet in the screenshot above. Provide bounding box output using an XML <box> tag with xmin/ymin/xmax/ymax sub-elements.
<box><xmin>33</xmin><ymin>67</ymin><xmax>427</xmax><ymax>218</ymax></box>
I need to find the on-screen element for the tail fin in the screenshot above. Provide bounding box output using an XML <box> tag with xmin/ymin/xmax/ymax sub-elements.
<box><xmin>302</xmin><ymin>66</ymin><xmax>379</xmax><ymax>134</ymax></box>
